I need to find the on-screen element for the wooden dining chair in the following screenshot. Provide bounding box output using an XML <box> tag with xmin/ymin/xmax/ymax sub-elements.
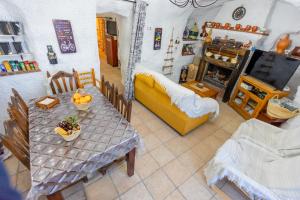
<box><xmin>1</xmin><ymin>120</ymin><xmax>30</xmax><ymax>169</ymax></box>
<box><xmin>73</xmin><ymin>68</ymin><xmax>96</xmax><ymax>88</ymax></box>
<box><xmin>101</xmin><ymin>75</ymin><xmax>115</xmax><ymax>104</ymax></box>
<box><xmin>10</xmin><ymin>96</ymin><xmax>27</xmax><ymax>120</ymax></box>
<box><xmin>47</xmin><ymin>71</ymin><xmax>79</xmax><ymax>94</ymax></box>
<box><xmin>114</xmin><ymin>88</ymin><xmax>132</xmax><ymax>122</ymax></box>
<box><xmin>11</xmin><ymin>88</ymin><xmax>28</xmax><ymax>116</ymax></box>
<box><xmin>7</xmin><ymin>105</ymin><xmax>28</xmax><ymax>140</ymax></box>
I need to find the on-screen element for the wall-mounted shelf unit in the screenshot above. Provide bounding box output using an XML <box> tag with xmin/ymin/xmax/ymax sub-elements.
<box><xmin>0</xmin><ymin>21</ymin><xmax>38</xmax><ymax>76</ymax></box>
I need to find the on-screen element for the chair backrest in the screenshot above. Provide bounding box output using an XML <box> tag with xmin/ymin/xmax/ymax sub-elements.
<box><xmin>10</xmin><ymin>96</ymin><xmax>27</xmax><ymax>119</ymax></box>
<box><xmin>100</xmin><ymin>75</ymin><xmax>115</xmax><ymax>104</ymax></box>
<box><xmin>7</xmin><ymin>105</ymin><xmax>28</xmax><ymax>138</ymax></box>
<box><xmin>2</xmin><ymin>120</ymin><xmax>30</xmax><ymax>169</ymax></box>
<box><xmin>11</xmin><ymin>88</ymin><xmax>28</xmax><ymax>115</ymax></box>
<box><xmin>114</xmin><ymin>89</ymin><xmax>132</xmax><ymax>122</ymax></box>
<box><xmin>73</xmin><ymin>68</ymin><xmax>96</xmax><ymax>88</ymax></box>
<box><xmin>47</xmin><ymin>71</ymin><xmax>79</xmax><ymax>94</ymax></box>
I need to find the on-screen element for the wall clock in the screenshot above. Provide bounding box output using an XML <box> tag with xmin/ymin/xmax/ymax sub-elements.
<box><xmin>232</xmin><ymin>6</ymin><xmax>246</xmax><ymax>20</ymax></box>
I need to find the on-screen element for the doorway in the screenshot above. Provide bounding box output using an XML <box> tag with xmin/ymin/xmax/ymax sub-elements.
<box><xmin>96</xmin><ymin>15</ymin><xmax>124</xmax><ymax>92</ymax></box>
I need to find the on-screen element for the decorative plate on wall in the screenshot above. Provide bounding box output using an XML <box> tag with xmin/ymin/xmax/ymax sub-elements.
<box><xmin>232</xmin><ymin>6</ymin><xmax>246</xmax><ymax>20</ymax></box>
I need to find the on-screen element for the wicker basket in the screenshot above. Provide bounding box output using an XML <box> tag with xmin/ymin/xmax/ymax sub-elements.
<box><xmin>267</xmin><ymin>96</ymin><xmax>299</xmax><ymax>119</ymax></box>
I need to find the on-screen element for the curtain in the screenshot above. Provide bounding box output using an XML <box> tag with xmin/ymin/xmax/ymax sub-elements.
<box><xmin>125</xmin><ymin>0</ymin><xmax>147</xmax><ymax>100</ymax></box>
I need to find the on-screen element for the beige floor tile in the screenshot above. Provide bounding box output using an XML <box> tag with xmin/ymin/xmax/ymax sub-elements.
<box><xmin>135</xmin><ymin>153</ymin><xmax>159</xmax><ymax>179</ymax></box>
<box><xmin>144</xmin><ymin>169</ymin><xmax>175</xmax><ymax>200</ymax></box>
<box><xmin>163</xmin><ymin>159</ymin><xmax>192</xmax><ymax>187</ymax></box>
<box><xmin>179</xmin><ymin>176</ymin><xmax>213</xmax><ymax>200</ymax></box>
<box><xmin>145</xmin><ymin>118</ymin><xmax>166</xmax><ymax>132</ymax></box>
<box><xmin>152</xmin><ymin>127</ymin><xmax>177</xmax><ymax>143</ymax></box>
<box><xmin>193</xmin><ymin>169</ymin><xmax>216</xmax><ymax>195</ymax></box>
<box><xmin>213</xmin><ymin>129</ymin><xmax>232</xmax><ymax>142</ymax></box>
<box><xmin>165</xmin><ymin>190</ymin><xmax>185</xmax><ymax>200</ymax></box>
<box><xmin>10</xmin><ymin>174</ymin><xmax>17</xmax><ymax>188</ymax></box>
<box><xmin>165</xmin><ymin>137</ymin><xmax>190</xmax><ymax>157</ymax></box>
<box><xmin>143</xmin><ymin>134</ymin><xmax>162</xmax><ymax>151</ymax></box>
<box><xmin>4</xmin><ymin>156</ymin><xmax>19</xmax><ymax>176</ymax></box>
<box><xmin>177</xmin><ymin>150</ymin><xmax>205</xmax><ymax>173</ymax></box>
<box><xmin>130</xmin><ymin>115</ymin><xmax>143</xmax><ymax>127</ymax></box>
<box><xmin>85</xmin><ymin>175</ymin><xmax>118</xmax><ymax>200</ymax></box>
<box><xmin>222</xmin><ymin>119</ymin><xmax>242</xmax><ymax>134</ymax></box>
<box><xmin>150</xmin><ymin>145</ymin><xmax>175</xmax><ymax>167</ymax></box>
<box><xmin>135</xmin><ymin>124</ymin><xmax>153</xmax><ymax>138</ymax></box>
<box><xmin>16</xmin><ymin>170</ymin><xmax>31</xmax><ymax>193</ymax></box>
<box><xmin>192</xmin><ymin>141</ymin><xmax>215</xmax><ymax>165</ymax></box>
<box><xmin>109</xmin><ymin>162</ymin><xmax>141</xmax><ymax>194</ymax></box>
<box><xmin>120</xmin><ymin>182</ymin><xmax>153</xmax><ymax>200</ymax></box>
<box><xmin>189</xmin><ymin>124</ymin><xmax>214</xmax><ymax>141</ymax></box>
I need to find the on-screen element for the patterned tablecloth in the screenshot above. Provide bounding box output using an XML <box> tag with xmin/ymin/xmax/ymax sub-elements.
<box><xmin>27</xmin><ymin>87</ymin><xmax>140</xmax><ymax>199</ymax></box>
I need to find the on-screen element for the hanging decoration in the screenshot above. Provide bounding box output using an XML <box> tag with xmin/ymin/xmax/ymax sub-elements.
<box><xmin>169</xmin><ymin>0</ymin><xmax>218</xmax><ymax>8</ymax></box>
<box><xmin>153</xmin><ymin>28</ymin><xmax>162</xmax><ymax>50</ymax></box>
<box><xmin>162</xmin><ymin>28</ymin><xmax>175</xmax><ymax>75</ymax></box>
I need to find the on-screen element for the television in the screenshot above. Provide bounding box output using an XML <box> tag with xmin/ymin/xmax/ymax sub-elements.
<box><xmin>245</xmin><ymin>49</ymin><xmax>300</xmax><ymax>90</ymax></box>
<box><xmin>106</xmin><ymin>20</ymin><xmax>117</xmax><ymax>36</ymax></box>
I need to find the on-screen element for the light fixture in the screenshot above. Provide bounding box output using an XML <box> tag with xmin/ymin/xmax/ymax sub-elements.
<box><xmin>169</xmin><ymin>0</ymin><xmax>218</xmax><ymax>8</ymax></box>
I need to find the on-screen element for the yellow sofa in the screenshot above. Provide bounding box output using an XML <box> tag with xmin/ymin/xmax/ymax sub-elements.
<box><xmin>134</xmin><ymin>74</ymin><xmax>210</xmax><ymax>135</ymax></box>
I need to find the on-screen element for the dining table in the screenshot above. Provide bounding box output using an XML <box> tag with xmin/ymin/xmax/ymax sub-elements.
<box><xmin>26</xmin><ymin>87</ymin><xmax>140</xmax><ymax>200</ymax></box>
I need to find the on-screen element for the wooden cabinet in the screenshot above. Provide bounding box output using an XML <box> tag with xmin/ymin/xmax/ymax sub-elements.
<box><xmin>105</xmin><ymin>35</ymin><xmax>118</xmax><ymax>67</ymax></box>
<box><xmin>229</xmin><ymin>75</ymin><xmax>289</xmax><ymax>119</ymax></box>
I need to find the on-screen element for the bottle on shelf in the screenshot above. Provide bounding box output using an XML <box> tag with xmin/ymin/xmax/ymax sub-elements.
<box><xmin>3</xmin><ymin>61</ymin><xmax>12</xmax><ymax>72</ymax></box>
<box><xmin>189</xmin><ymin>23</ymin><xmax>199</xmax><ymax>40</ymax></box>
<box><xmin>24</xmin><ymin>61</ymin><xmax>31</xmax><ymax>71</ymax></box>
<box><xmin>0</xmin><ymin>64</ymin><xmax>7</xmax><ymax>72</ymax></box>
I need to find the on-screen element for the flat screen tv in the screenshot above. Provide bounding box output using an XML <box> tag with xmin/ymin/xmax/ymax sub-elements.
<box><xmin>106</xmin><ymin>21</ymin><xmax>117</xmax><ymax>36</ymax></box>
<box><xmin>245</xmin><ymin>49</ymin><xmax>300</xmax><ymax>90</ymax></box>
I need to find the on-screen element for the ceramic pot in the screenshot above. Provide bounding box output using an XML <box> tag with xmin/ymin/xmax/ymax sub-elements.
<box><xmin>291</xmin><ymin>46</ymin><xmax>300</xmax><ymax>57</ymax></box>
<box><xmin>276</xmin><ymin>34</ymin><xmax>292</xmax><ymax>54</ymax></box>
<box><xmin>225</xmin><ymin>23</ymin><xmax>231</xmax><ymax>29</ymax></box>
<box><xmin>252</xmin><ymin>26</ymin><xmax>258</xmax><ymax>32</ymax></box>
<box><xmin>245</xmin><ymin>25</ymin><xmax>252</xmax><ymax>32</ymax></box>
<box><xmin>235</xmin><ymin>24</ymin><xmax>242</xmax><ymax>30</ymax></box>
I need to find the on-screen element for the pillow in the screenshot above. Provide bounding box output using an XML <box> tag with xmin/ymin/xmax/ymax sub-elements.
<box><xmin>281</xmin><ymin>114</ymin><xmax>300</xmax><ymax>130</ymax></box>
<box><xmin>135</xmin><ymin>74</ymin><xmax>154</xmax><ymax>88</ymax></box>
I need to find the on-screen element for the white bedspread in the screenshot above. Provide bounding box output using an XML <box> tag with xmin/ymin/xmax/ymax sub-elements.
<box><xmin>133</xmin><ymin>66</ymin><xmax>219</xmax><ymax>118</ymax></box>
<box><xmin>204</xmin><ymin>119</ymin><xmax>300</xmax><ymax>200</ymax></box>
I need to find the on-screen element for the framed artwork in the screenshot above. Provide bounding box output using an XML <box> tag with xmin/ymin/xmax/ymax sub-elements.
<box><xmin>153</xmin><ymin>28</ymin><xmax>162</xmax><ymax>50</ymax></box>
<box><xmin>53</xmin><ymin>19</ymin><xmax>76</xmax><ymax>53</ymax></box>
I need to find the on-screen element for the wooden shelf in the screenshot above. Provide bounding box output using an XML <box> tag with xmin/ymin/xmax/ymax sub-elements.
<box><xmin>204</xmin><ymin>56</ymin><xmax>236</xmax><ymax>70</ymax></box>
<box><xmin>182</xmin><ymin>38</ymin><xmax>200</xmax><ymax>42</ymax></box>
<box><xmin>0</xmin><ymin>53</ymin><xmax>32</xmax><ymax>57</ymax></box>
<box><xmin>182</xmin><ymin>53</ymin><xmax>195</xmax><ymax>56</ymax></box>
<box><xmin>229</xmin><ymin>75</ymin><xmax>289</xmax><ymax>119</ymax></box>
<box><xmin>207</xmin><ymin>26</ymin><xmax>269</xmax><ymax>36</ymax></box>
<box><xmin>0</xmin><ymin>69</ymin><xmax>41</xmax><ymax>77</ymax></box>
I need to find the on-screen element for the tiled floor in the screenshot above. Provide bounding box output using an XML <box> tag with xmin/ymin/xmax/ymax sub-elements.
<box><xmin>3</xmin><ymin>63</ymin><xmax>248</xmax><ymax>200</ymax></box>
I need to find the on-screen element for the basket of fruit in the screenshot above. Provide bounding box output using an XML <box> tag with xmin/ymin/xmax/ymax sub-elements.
<box><xmin>71</xmin><ymin>89</ymin><xmax>93</xmax><ymax>111</ymax></box>
<box><xmin>54</xmin><ymin>116</ymin><xmax>81</xmax><ymax>141</ymax></box>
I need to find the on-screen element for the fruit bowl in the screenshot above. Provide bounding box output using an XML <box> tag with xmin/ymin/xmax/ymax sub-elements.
<box><xmin>71</xmin><ymin>89</ymin><xmax>93</xmax><ymax>111</ymax></box>
<box><xmin>55</xmin><ymin>116</ymin><xmax>81</xmax><ymax>141</ymax></box>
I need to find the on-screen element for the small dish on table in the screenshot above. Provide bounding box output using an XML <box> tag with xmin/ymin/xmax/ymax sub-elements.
<box><xmin>54</xmin><ymin>115</ymin><xmax>81</xmax><ymax>141</ymax></box>
<box><xmin>35</xmin><ymin>96</ymin><xmax>60</xmax><ymax>109</ymax></box>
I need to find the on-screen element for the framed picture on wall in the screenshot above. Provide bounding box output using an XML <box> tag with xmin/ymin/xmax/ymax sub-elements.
<box><xmin>53</xmin><ymin>19</ymin><xmax>76</xmax><ymax>53</ymax></box>
<box><xmin>153</xmin><ymin>28</ymin><xmax>162</xmax><ymax>50</ymax></box>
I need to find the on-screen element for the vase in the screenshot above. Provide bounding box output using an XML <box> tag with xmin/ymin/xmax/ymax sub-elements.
<box><xmin>276</xmin><ymin>34</ymin><xmax>292</xmax><ymax>54</ymax></box>
<box><xmin>291</xmin><ymin>46</ymin><xmax>300</xmax><ymax>57</ymax></box>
